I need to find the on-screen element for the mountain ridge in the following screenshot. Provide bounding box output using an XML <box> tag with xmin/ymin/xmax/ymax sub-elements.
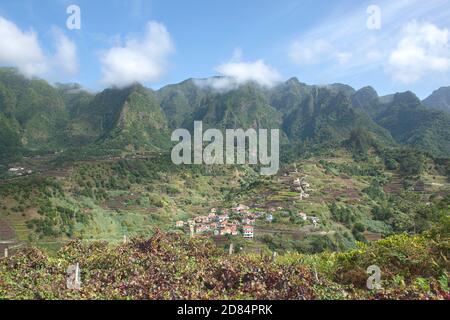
<box><xmin>1</xmin><ymin>67</ymin><xmax>450</xmax><ymax>163</ymax></box>
<box><xmin>423</xmin><ymin>86</ymin><xmax>450</xmax><ymax>112</ymax></box>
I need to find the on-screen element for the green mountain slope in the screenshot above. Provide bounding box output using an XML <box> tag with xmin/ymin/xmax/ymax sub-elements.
<box><xmin>191</xmin><ymin>83</ymin><xmax>283</xmax><ymax>131</ymax></box>
<box><xmin>1</xmin><ymin>66</ymin><xmax>449</xmax><ymax>162</ymax></box>
<box><xmin>351</xmin><ymin>86</ymin><xmax>381</xmax><ymax>117</ymax></box>
<box><xmin>71</xmin><ymin>84</ymin><xmax>170</xmax><ymax>152</ymax></box>
<box><xmin>422</xmin><ymin>86</ymin><xmax>450</xmax><ymax>112</ymax></box>
<box><xmin>56</xmin><ymin>83</ymin><xmax>94</xmax><ymax>119</ymax></box>
<box><xmin>269</xmin><ymin>80</ymin><xmax>394</xmax><ymax>147</ymax></box>
<box><xmin>157</xmin><ymin>77</ymin><xmax>394</xmax><ymax>151</ymax></box>
<box><xmin>0</xmin><ymin>68</ymin><xmax>68</xmax><ymax>151</ymax></box>
<box><xmin>157</xmin><ymin>79</ymin><xmax>209</xmax><ymax>129</ymax></box>
<box><xmin>0</xmin><ymin>112</ymin><xmax>22</xmax><ymax>163</ymax></box>
<box><xmin>373</xmin><ymin>92</ymin><xmax>450</xmax><ymax>157</ymax></box>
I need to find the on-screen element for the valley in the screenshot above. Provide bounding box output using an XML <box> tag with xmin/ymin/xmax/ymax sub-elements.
<box><xmin>0</xmin><ymin>148</ymin><xmax>448</xmax><ymax>257</ymax></box>
<box><xmin>0</xmin><ymin>67</ymin><xmax>449</xmax><ymax>299</ymax></box>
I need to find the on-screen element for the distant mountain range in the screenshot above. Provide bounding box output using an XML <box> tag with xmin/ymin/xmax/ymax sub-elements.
<box><xmin>1</xmin><ymin>67</ymin><xmax>450</xmax><ymax>163</ymax></box>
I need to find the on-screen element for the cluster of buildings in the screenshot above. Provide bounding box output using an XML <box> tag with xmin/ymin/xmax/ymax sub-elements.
<box><xmin>291</xmin><ymin>176</ymin><xmax>312</xmax><ymax>200</ymax></box>
<box><xmin>175</xmin><ymin>204</ymin><xmax>321</xmax><ymax>239</ymax></box>
<box><xmin>298</xmin><ymin>212</ymin><xmax>320</xmax><ymax>227</ymax></box>
<box><xmin>283</xmin><ymin>164</ymin><xmax>313</xmax><ymax>201</ymax></box>
<box><xmin>8</xmin><ymin>167</ymin><xmax>33</xmax><ymax>177</ymax></box>
<box><xmin>176</xmin><ymin>205</ymin><xmax>264</xmax><ymax>239</ymax></box>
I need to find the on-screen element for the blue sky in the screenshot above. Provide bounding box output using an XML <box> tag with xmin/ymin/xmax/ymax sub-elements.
<box><xmin>0</xmin><ymin>0</ymin><xmax>449</xmax><ymax>98</ymax></box>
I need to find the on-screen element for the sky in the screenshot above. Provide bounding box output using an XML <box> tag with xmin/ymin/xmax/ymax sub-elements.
<box><xmin>0</xmin><ymin>0</ymin><xmax>450</xmax><ymax>98</ymax></box>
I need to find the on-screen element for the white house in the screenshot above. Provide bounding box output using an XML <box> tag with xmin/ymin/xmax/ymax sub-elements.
<box><xmin>176</xmin><ymin>221</ymin><xmax>184</xmax><ymax>228</ymax></box>
<box><xmin>243</xmin><ymin>225</ymin><xmax>254</xmax><ymax>238</ymax></box>
<box><xmin>298</xmin><ymin>212</ymin><xmax>308</xmax><ymax>221</ymax></box>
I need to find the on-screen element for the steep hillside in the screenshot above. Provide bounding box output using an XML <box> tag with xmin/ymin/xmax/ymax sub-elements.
<box><xmin>1</xmin><ymin>67</ymin><xmax>450</xmax><ymax>163</ymax></box>
<box><xmin>374</xmin><ymin>92</ymin><xmax>450</xmax><ymax>157</ymax></box>
<box><xmin>66</xmin><ymin>84</ymin><xmax>170</xmax><ymax>152</ymax></box>
<box><xmin>0</xmin><ymin>68</ymin><xmax>68</xmax><ymax>151</ymax></box>
<box><xmin>191</xmin><ymin>83</ymin><xmax>283</xmax><ymax>131</ymax></box>
<box><xmin>157</xmin><ymin>79</ymin><xmax>209</xmax><ymax>129</ymax></box>
<box><xmin>351</xmin><ymin>86</ymin><xmax>381</xmax><ymax>117</ymax></box>
<box><xmin>423</xmin><ymin>86</ymin><xmax>450</xmax><ymax>112</ymax></box>
<box><xmin>269</xmin><ymin>82</ymin><xmax>394</xmax><ymax>146</ymax></box>
<box><xmin>56</xmin><ymin>83</ymin><xmax>94</xmax><ymax>119</ymax></box>
<box><xmin>0</xmin><ymin>112</ymin><xmax>22</xmax><ymax>163</ymax></box>
<box><xmin>157</xmin><ymin>77</ymin><xmax>394</xmax><ymax>151</ymax></box>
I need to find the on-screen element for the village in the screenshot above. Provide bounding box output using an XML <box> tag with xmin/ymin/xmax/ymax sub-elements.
<box><xmin>7</xmin><ymin>167</ymin><xmax>33</xmax><ymax>177</ymax></box>
<box><xmin>175</xmin><ymin>202</ymin><xmax>322</xmax><ymax>240</ymax></box>
<box><xmin>175</xmin><ymin>167</ymin><xmax>322</xmax><ymax>240</ymax></box>
<box><xmin>176</xmin><ymin>204</ymin><xmax>261</xmax><ymax>239</ymax></box>
<box><xmin>175</xmin><ymin>172</ymin><xmax>321</xmax><ymax>240</ymax></box>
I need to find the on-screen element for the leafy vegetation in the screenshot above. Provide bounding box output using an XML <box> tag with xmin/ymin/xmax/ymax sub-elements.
<box><xmin>0</xmin><ymin>228</ymin><xmax>448</xmax><ymax>300</ymax></box>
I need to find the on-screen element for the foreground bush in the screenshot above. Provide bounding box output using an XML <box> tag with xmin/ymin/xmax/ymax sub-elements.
<box><xmin>0</xmin><ymin>230</ymin><xmax>448</xmax><ymax>300</ymax></box>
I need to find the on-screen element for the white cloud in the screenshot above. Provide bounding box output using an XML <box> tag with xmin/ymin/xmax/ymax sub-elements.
<box><xmin>336</xmin><ymin>52</ymin><xmax>353</xmax><ymax>65</ymax></box>
<box><xmin>100</xmin><ymin>21</ymin><xmax>174</xmax><ymax>88</ymax></box>
<box><xmin>195</xmin><ymin>51</ymin><xmax>282</xmax><ymax>91</ymax></box>
<box><xmin>287</xmin><ymin>0</ymin><xmax>450</xmax><ymax>84</ymax></box>
<box><xmin>289</xmin><ymin>39</ymin><xmax>332</xmax><ymax>65</ymax></box>
<box><xmin>289</xmin><ymin>39</ymin><xmax>354</xmax><ymax>67</ymax></box>
<box><xmin>388</xmin><ymin>21</ymin><xmax>450</xmax><ymax>83</ymax></box>
<box><xmin>52</xmin><ymin>28</ymin><xmax>78</xmax><ymax>76</ymax></box>
<box><xmin>0</xmin><ymin>16</ymin><xmax>47</xmax><ymax>77</ymax></box>
<box><xmin>215</xmin><ymin>60</ymin><xmax>282</xmax><ymax>87</ymax></box>
<box><xmin>0</xmin><ymin>16</ymin><xmax>78</xmax><ymax>79</ymax></box>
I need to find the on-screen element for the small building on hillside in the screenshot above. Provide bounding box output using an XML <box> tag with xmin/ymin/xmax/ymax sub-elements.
<box><xmin>175</xmin><ymin>221</ymin><xmax>184</xmax><ymax>228</ymax></box>
<box><xmin>243</xmin><ymin>218</ymin><xmax>255</xmax><ymax>225</ymax></box>
<box><xmin>234</xmin><ymin>204</ymin><xmax>249</xmax><ymax>213</ymax></box>
<box><xmin>253</xmin><ymin>212</ymin><xmax>263</xmax><ymax>218</ymax></box>
<box><xmin>195</xmin><ymin>224</ymin><xmax>209</xmax><ymax>234</ymax></box>
<box><xmin>363</xmin><ymin>231</ymin><xmax>382</xmax><ymax>242</ymax></box>
<box><xmin>310</xmin><ymin>216</ymin><xmax>319</xmax><ymax>223</ymax></box>
<box><xmin>310</xmin><ymin>216</ymin><xmax>320</xmax><ymax>227</ymax></box>
<box><xmin>220</xmin><ymin>224</ymin><xmax>237</xmax><ymax>236</ymax></box>
<box><xmin>8</xmin><ymin>167</ymin><xmax>29</xmax><ymax>176</ymax></box>
<box><xmin>243</xmin><ymin>225</ymin><xmax>254</xmax><ymax>238</ymax></box>
<box><xmin>298</xmin><ymin>212</ymin><xmax>308</xmax><ymax>221</ymax></box>
<box><xmin>194</xmin><ymin>217</ymin><xmax>203</xmax><ymax>224</ymax></box>
<box><xmin>218</xmin><ymin>214</ymin><xmax>229</xmax><ymax>222</ymax></box>
<box><xmin>208</xmin><ymin>213</ymin><xmax>217</xmax><ymax>220</ymax></box>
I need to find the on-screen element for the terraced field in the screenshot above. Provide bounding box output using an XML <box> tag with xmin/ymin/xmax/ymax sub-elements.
<box><xmin>0</xmin><ymin>218</ymin><xmax>21</xmax><ymax>258</ymax></box>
